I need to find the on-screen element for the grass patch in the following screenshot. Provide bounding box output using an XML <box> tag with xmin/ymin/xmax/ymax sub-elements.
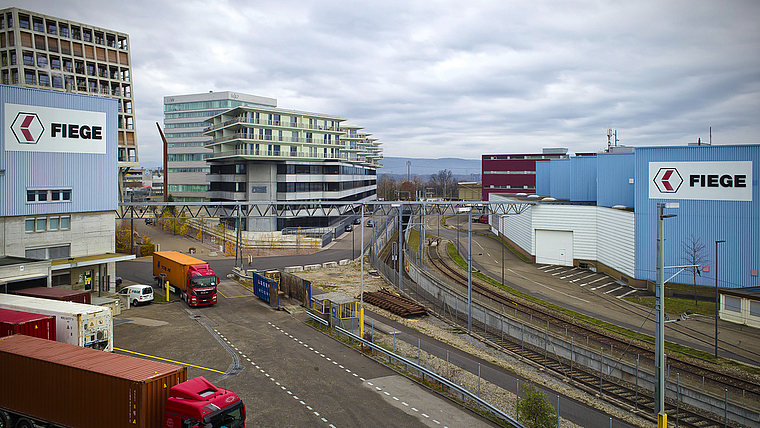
<box><xmin>625</xmin><ymin>295</ymin><xmax>716</xmax><ymax>317</ymax></box>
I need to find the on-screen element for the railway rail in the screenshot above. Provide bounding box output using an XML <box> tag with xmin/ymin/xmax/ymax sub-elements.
<box><xmin>416</xmin><ymin>242</ymin><xmax>755</xmax><ymax>428</ymax></box>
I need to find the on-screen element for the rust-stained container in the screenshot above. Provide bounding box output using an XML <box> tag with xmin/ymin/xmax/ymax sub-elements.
<box><xmin>0</xmin><ymin>308</ymin><xmax>56</xmax><ymax>341</ymax></box>
<box><xmin>12</xmin><ymin>286</ymin><xmax>91</xmax><ymax>304</ymax></box>
<box><xmin>0</xmin><ymin>334</ymin><xmax>187</xmax><ymax>428</ymax></box>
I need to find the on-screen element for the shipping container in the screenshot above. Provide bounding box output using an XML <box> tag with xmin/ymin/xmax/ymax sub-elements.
<box><xmin>13</xmin><ymin>286</ymin><xmax>91</xmax><ymax>304</ymax></box>
<box><xmin>0</xmin><ymin>334</ymin><xmax>186</xmax><ymax>428</ymax></box>
<box><xmin>0</xmin><ymin>294</ymin><xmax>112</xmax><ymax>351</ymax></box>
<box><xmin>0</xmin><ymin>308</ymin><xmax>56</xmax><ymax>341</ymax></box>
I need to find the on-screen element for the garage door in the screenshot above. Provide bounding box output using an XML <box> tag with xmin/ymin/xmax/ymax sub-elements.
<box><xmin>535</xmin><ymin>230</ymin><xmax>574</xmax><ymax>266</ymax></box>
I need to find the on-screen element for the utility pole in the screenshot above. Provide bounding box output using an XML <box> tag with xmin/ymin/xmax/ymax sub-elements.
<box><xmin>715</xmin><ymin>240</ymin><xmax>725</xmax><ymax>358</ymax></box>
<box><xmin>656</xmin><ymin>202</ymin><xmax>678</xmax><ymax>427</ymax></box>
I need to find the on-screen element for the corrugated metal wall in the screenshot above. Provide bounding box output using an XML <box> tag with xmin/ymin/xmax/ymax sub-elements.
<box><xmin>597</xmin><ymin>152</ymin><xmax>635</xmax><ymax>208</ymax></box>
<box><xmin>0</xmin><ymin>85</ymin><xmax>118</xmax><ymax>217</ymax></box>
<box><xmin>535</xmin><ymin>161</ymin><xmax>551</xmax><ymax>195</ymax></box>
<box><xmin>491</xmin><ymin>194</ymin><xmax>533</xmax><ymax>253</ymax></box>
<box><xmin>570</xmin><ymin>156</ymin><xmax>597</xmax><ymax>202</ymax></box>
<box><xmin>634</xmin><ymin>145</ymin><xmax>760</xmax><ymax>288</ymax></box>
<box><xmin>550</xmin><ymin>158</ymin><xmax>571</xmax><ymax>199</ymax></box>
<box><xmin>597</xmin><ymin>207</ymin><xmax>635</xmax><ymax>278</ymax></box>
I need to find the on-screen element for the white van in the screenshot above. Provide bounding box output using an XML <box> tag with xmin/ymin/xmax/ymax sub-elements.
<box><xmin>118</xmin><ymin>285</ymin><xmax>154</xmax><ymax>306</ymax></box>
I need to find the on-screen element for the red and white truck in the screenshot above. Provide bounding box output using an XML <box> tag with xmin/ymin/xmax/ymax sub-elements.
<box><xmin>0</xmin><ymin>334</ymin><xmax>245</xmax><ymax>428</ymax></box>
<box><xmin>153</xmin><ymin>251</ymin><xmax>219</xmax><ymax>307</ymax></box>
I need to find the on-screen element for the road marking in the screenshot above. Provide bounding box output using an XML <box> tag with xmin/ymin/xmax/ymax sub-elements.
<box><xmin>507</xmin><ymin>269</ymin><xmax>591</xmax><ymax>303</ymax></box>
<box><xmin>618</xmin><ymin>289</ymin><xmax>637</xmax><ymax>299</ymax></box>
<box><xmin>114</xmin><ymin>348</ymin><xmax>226</xmax><ymax>374</ymax></box>
<box><xmin>215</xmin><ymin>290</ymin><xmax>255</xmax><ymax>299</ymax></box>
<box><xmin>571</xmin><ymin>274</ymin><xmax>596</xmax><ymax>282</ymax></box>
<box><xmin>605</xmin><ymin>286</ymin><xmax>623</xmax><ymax>294</ymax></box>
<box><xmin>591</xmin><ymin>282</ymin><xmax>615</xmax><ymax>290</ymax></box>
<box><xmin>582</xmin><ymin>276</ymin><xmax>607</xmax><ymax>286</ymax></box>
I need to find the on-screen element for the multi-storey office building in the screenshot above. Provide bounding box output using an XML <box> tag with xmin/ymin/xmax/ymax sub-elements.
<box><xmin>0</xmin><ymin>85</ymin><xmax>133</xmax><ymax>291</ymax></box>
<box><xmin>481</xmin><ymin>148</ymin><xmax>568</xmax><ymax>200</ymax></box>
<box><xmin>204</xmin><ymin>106</ymin><xmax>382</xmax><ymax>231</ymax></box>
<box><xmin>163</xmin><ymin>91</ymin><xmax>277</xmax><ymax>202</ymax></box>
<box><xmin>0</xmin><ymin>7</ymin><xmax>139</xmax><ymax>171</ymax></box>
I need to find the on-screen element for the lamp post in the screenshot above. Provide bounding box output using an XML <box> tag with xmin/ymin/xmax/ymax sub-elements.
<box><xmin>715</xmin><ymin>240</ymin><xmax>725</xmax><ymax>358</ymax></box>
<box><xmin>655</xmin><ymin>202</ymin><xmax>678</xmax><ymax>426</ymax></box>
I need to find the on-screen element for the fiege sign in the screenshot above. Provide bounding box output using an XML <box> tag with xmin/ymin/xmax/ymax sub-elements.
<box><xmin>5</xmin><ymin>103</ymin><xmax>106</xmax><ymax>154</ymax></box>
<box><xmin>649</xmin><ymin>161</ymin><xmax>753</xmax><ymax>201</ymax></box>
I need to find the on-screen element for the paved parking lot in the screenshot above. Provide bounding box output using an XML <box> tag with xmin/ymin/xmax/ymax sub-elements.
<box><xmin>114</xmin><ymin>269</ymin><xmax>499</xmax><ymax>427</ymax></box>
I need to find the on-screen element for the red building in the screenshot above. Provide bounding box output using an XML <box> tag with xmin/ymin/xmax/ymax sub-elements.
<box><xmin>481</xmin><ymin>148</ymin><xmax>568</xmax><ymax>201</ymax></box>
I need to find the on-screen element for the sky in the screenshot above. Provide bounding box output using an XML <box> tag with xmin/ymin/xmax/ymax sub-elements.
<box><xmin>7</xmin><ymin>1</ymin><xmax>760</xmax><ymax>167</ymax></box>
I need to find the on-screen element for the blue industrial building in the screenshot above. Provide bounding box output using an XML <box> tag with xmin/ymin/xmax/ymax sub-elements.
<box><xmin>496</xmin><ymin>143</ymin><xmax>759</xmax><ymax>326</ymax></box>
<box><xmin>1</xmin><ymin>85</ymin><xmax>133</xmax><ymax>292</ymax></box>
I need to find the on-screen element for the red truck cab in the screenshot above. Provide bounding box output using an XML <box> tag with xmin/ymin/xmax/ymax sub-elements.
<box><xmin>164</xmin><ymin>376</ymin><xmax>245</xmax><ymax>427</ymax></box>
<box><xmin>187</xmin><ymin>265</ymin><xmax>219</xmax><ymax>307</ymax></box>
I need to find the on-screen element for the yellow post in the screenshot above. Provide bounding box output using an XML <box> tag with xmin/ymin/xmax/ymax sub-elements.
<box><xmin>166</xmin><ymin>281</ymin><xmax>170</xmax><ymax>302</ymax></box>
<box><xmin>359</xmin><ymin>307</ymin><xmax>364</xmax><ymax>339</ymax></box>
<box><xmin>658</xmin><ymin>413</ymin><xmax>667</xmax><ymax>428</ymax></box>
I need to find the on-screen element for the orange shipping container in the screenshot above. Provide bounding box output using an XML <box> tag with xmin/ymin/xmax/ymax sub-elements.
<box><xmin>0</xmin><ymin>335</ymin><xmax>187</xmax><ymax>428</ymax></box>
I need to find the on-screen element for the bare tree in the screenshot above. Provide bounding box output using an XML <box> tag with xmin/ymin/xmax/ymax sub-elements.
<box><xmin>431</xmin><ymin>169</ymin><xmax>454</xmax><ymax>199</ymax></box>
<box><xmin>681</xmin><ymin>234</ymin><xmax>709</xmax><ymax>306</ymax></box>
<box><xmin>377</xmin><ymin>174</ymin><xmax>398</xmax><ymax>200</ymax></box>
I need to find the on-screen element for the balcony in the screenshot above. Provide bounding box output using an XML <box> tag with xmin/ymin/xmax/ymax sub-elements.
<box><xmin>206</xmin><ymin>148</ymin><xmax>350</xmax><ymax>162</ymax></box>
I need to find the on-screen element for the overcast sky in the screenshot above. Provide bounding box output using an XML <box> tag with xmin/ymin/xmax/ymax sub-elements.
<box><xmin>8</xmin><ymin>1</ymin><xmax>760</xmax><ymax>166</ymax></box>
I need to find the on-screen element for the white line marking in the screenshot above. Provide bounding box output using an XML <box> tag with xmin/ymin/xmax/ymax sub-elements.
<box><xmin>591</xmin><ymin>282</ymin><xmax>615</xmax><ymax>291</ymax></box>
<box><xmin>508</xmin><ymin>269</ymin><xmax>590</xmax><ymax>303</ymax></box>
<box><xmin>618</xmin><ymin>289</ymin><xmax>637</xmax><ymax>299</ymax></box>
<box><xmin>583</xmin><ymin>276</ymin><xmax>607</xmax><ymax>286</ymax></box>
<box><xmin>605</xmin><ymin>286</ymin><xmax>623</xmax><ymax>295</ymax></box>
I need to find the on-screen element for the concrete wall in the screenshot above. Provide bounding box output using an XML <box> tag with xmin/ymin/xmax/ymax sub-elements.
<box><xmin>2</xmin><ymin>211</ymin><xmax>114</xmax><ymax>258</ymax></box>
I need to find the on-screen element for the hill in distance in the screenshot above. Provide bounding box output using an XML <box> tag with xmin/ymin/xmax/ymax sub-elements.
<box><xmin>379</xmin><ymin>157</ymin><xmax>481</xmax><ymax>181</ymax></box>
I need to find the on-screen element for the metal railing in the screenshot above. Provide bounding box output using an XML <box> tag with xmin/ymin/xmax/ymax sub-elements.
<box><xmin>305</xmin><ymin>310</ymin><xmax>526</xmax><ymax>428</ymax></box>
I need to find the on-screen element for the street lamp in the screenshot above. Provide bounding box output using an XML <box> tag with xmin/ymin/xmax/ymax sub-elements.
<box><xmin>715</xmin><ymin>240</ymin><xmax>725</xmax><ymax>358</ymax></box>
<box><xmin>655</xmin><ymin>201</ymin><xmax>678</xmax><ymax>427</ymax></box>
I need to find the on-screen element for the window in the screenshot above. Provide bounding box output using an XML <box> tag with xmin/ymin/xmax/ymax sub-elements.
<box><xmin>751</xmin><ymin>301</ymin><xmax>760</xmax><ymax>317</ymax></box>
<box><xmin>725</xmin><ymin>296</ymin><xmax>741</xmax><ymax>313</ymax></box>
<box><xmin>60</xmin><ymin>216</ymin><xmax>70</xmax><ymax>229</ymax></box>
<box><xmin>27</xmin><ymin>189</ymin><xmax>72</xmax><ymax>203</ymax></box>
<box><xmin>49</xmin><ymin>217</ymin><xmax>59</xmax><ymax>230</ymax></box>
<box><xmin>25</xmin><ymin>219</ymin><xmax>34</xmax><ymax>232</ymax></box>
<box><xmin>36</xmin><ymin>218</ymin><xmax>46</xmax><ymax>232</ymax></box>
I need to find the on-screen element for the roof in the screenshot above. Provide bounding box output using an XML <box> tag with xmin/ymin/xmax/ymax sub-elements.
<box><xmin>721</xmin><ymin>287</ymin><xmax>760</xmax><ymax>300</ymax></box>
<box><xmin>154</xmin><ymin>251</ymin><xmax>208</xmax><ymax>266</ymax></box>
<box><xmin>0</xmin><ymin>308</ymin><xmax>54</xmax><ymax>324</ymax></box>
<box><xmin>0</xmin><ymin>334</ymin><xmax>184</xmax><ymax>381</ymax></box>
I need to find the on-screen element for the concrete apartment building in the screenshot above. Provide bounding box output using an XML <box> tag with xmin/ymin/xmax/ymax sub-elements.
<box><xmin>0</xmin><ymin>7</ymin><xmax>140</xmax><ymax>180</ymax></box>
<box><xmin>163</xmin><ymin>91</ymin><xmax>277</xmax><ymax>202</ymax></box>
<box><xmin>204</xmin><ymin>105</ymin><xmax>383</xmax><ymax>231</ymax></box>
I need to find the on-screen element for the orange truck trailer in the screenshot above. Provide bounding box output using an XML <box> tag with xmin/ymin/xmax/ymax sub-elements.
<box><xmin>153</xmin><ymin>251</ymin><xmax>219</xmax><ymax>307</ymax></box>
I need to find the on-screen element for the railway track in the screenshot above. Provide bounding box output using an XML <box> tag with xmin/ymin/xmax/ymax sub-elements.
<box><xmin>421</xmin><ymin>243</ymin><xmax>754</xmax><ymax>428</ymax></box>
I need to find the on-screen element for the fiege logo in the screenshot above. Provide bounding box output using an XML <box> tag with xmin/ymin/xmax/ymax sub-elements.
<box><xmin>5</xmin><ymin>103</ymin><xmax>108</xmax><ymax>154</ymax></box>
<box><xmin>10</xmin><ymin>112</ymin><xmax>44</xmax><ymax>144</ymax></box>
<box><xmin>649</xmin><ymin>161</ymin><xmax>753</xmax><ymax>202</ymax></box>
<box><xmin>653</xmin><ymin>168</ymin><xmax>683</xmax><ymax>193</ymax></box>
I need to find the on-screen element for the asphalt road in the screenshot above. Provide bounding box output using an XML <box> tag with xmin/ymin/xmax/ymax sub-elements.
<box><xmin>113</xmin><ymin>273</ymin><xmax>500</xmax><ymax>427</ymax></box>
